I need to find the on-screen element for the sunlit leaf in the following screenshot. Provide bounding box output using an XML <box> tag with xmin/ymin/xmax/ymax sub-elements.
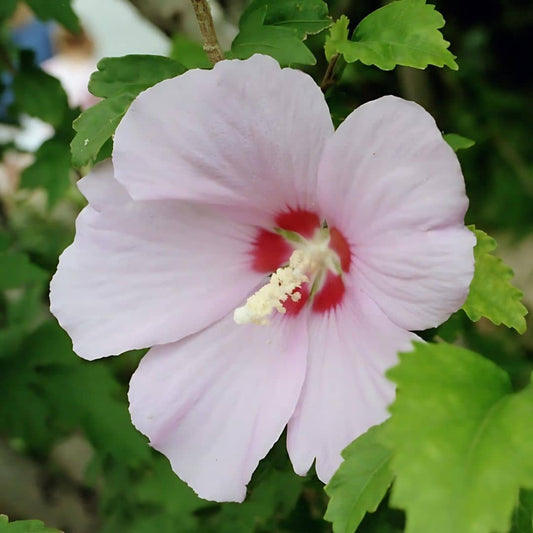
<box><xmin>0</xmin><ymin>515</ymin><xmax>61</xmax><ymax>532</ymax></box>
<box><xmin>325</xmin><ymin>1</ymin><xmax>458</xmax><ymax>71</ymax></box>
<box><xmin>325</xmin><ymin>15</ymin><xmax>349</xmax><ymax>61</ymax></box>
<box><xmin>463</xmin><ymin>227</ymin><xmax>527</xmax><ymax>334</ymax></box>
<box><xmin>325</xmin><ymin>424</ymin><xmax>394</xmax><ymax>533</ymax></box>
<box><xmin>443</xmin><ymin>133</ymin><xmax>475</xmax><ymax>152</ymax></box>
<box><xmin>386</xmin><ymin>342</ymin><xmax>533</xmax><ymax>533</ymax></box>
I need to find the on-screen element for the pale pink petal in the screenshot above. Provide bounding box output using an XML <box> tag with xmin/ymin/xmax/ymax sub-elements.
<box><xmin>113</xmin><ymin>54</ymin><xmax>333</xmax><ymax>216</ymax></box>
<box><xmin>318</xmin><ymin>96</ymin><xmax>475</xmax><ymax>331</ymax></box>
<box><xmin>50</xmin><ymin>164</ymin><xmax>263</xmax><ymax>360</ymax></box>
<box><xmin>76</xmin><ymin>161</ymin><xmax>130</xmax><ymax>210</ymax></box>
<box><xmin>128</xmin><ymin>313</ymin><xmax>308</xmax><ymax>502</ymax></box>
<box><xmin>352</xmin><ymin>226</ymin><xmax>475</xmax><ymax>331</ymax></box>
<box><xmin>287</xmin><ymin>292</ymin><xmax>418</xmax><ymax>482</ymax></box>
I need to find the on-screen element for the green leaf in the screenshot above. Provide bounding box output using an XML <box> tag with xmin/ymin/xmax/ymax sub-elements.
<box><xmin>325</xmin><ymin>15</ymin><xmax>349</xmax><ymax>61</ymax></box>
<box><xmin>88</xmin><ymin>55</ymin><xmax>185</xmax><ymax>99</ymax></box>
<box><xmin>325</xmin><ymin>424</ymin><xmax>394</xmax><ymax>533</ymax></box>
<box><xmin>231</xmin><ymin>3</ymin><xmax>320</xmax><ymax>66</ymax></box>
<box><xmin>0</xmin><ymin>252</ymin><xmax>47</xmax><ymax>290</ymax></box>
<box><xmin>443</xmin><ymin>133</ymin><xmax>475</xmax><ymax>152</ymax></box>
<box><xmin>24</xmin><ymin>0</ymin><xmax>81</xmax><ymax>32</ymax></box>
<box><xmin>170</xmin><ymin>35</ymin><xmax>212</xmax><ymax>70</ymax></box>
<box><xmin>71</xmin><ymin>94</ymin><xmax>131</xmax><ymax>168</ymax></box>
<box><xmin>386</xmin><ymin>342</ymin><xmax>533</xmax><ymax>533</ymax></box>
<box><xmin>512</xmin><ymin>489</ymin><xmax>533</xmax><ymax>533</ymax></box>
<box><xmin>71</xmin><ymin>55</ymin><xmax>185</xmax><ymax>167</ymax></box>
<box><xmin>0</xmin><ymin>515</ymin><xmax>61</xmax><ymax>532</ymax></box>
<box><xmin>245</xmin><ymin>0</ymin><xmax>331</xmax><ymax>38</ymax></box>
<box><xmin>326</xmin><ymin>1</ymin><xmax>458</xmax><ymax>71</ymax></box>
<box><xmin>463</xmin><ymin>227</ymin><xmax>527</xmax><ymax>334</ymax></box>
<box><xmin>21</xmin><ymin>139</ymin><xmax>72</xmax><ymax>206</ymax></box>
<box><xmin>95</xmin><ymin>137</ymin><xmax>113</xmax><ymax>163</ymax></box>
<box><xmin>12</xmin><ymin>56</ymin><xmax>69</xmax><ymax>127</ymax></box>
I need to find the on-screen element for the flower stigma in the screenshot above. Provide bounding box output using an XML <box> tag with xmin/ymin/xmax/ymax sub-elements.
<box><xmin>234</xmin><ymin>227</ymin><xmax>344</xmax><ymax>325</ymax></box>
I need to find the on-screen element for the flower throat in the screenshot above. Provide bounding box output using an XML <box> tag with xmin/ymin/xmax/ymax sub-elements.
<box><xmin>234</xmin><ymin>210</ymin><xmax>351</xmax><ymax>325</ymax></box>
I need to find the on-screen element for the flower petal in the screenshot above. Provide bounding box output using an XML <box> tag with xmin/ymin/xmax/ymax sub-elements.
<box><xmin>50</xmin><ymin>163</ymin><xmax>263</xmax><ymax>359</ymax></box>
<box><xmin>351</xmin><ymin>226</ymin><xmax>475</xmax><ymax>331</ymax></box>
<box><xmin>318</xmin><ymin>96</ymin><xmax>475</xmax><ymax>330</ymax></box>
<box><xmin>113</xmin><ymin>55</ymin><xmax>333</xmax><ymax>215</ymax></box>
<box><xmin>287</xmin><ymin>292</ymin><xmax>417</xmax><ymax>482</ymax></box>
<box><xmin>128</xmin><ymin>312</ymin><xmax>308</xmax><ymax>502</ymax></box>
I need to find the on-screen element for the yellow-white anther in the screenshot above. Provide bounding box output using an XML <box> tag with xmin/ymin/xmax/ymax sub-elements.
<box><xmin>234</xmin><ymin>249</ymin><xmax>310</xmax><ymax>325</ymax></box>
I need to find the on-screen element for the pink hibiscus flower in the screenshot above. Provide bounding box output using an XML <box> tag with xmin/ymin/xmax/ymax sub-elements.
<box><xmin>50</xmin><ymin>54</ymin><xmax>475</xmax><ymax>502</ymax></box>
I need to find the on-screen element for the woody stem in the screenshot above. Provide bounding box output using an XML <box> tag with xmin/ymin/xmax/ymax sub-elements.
<box><xmin>320</xmin><ymin>54</ymin><xmax>339</xmax><ymax>93</ymax></box>
<box><xmin>190</xmin><ymin>0</ymin><xmax>224</xmax><ymax>64</ymax></box>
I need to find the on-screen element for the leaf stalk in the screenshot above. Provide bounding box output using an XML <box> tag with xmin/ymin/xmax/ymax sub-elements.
<box><xmin>320</xmin><ymin>54</ymin><xmax>339</xmax><ymax>93</ymax></box>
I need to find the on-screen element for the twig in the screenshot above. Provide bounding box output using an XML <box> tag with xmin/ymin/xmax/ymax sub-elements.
<box><xmin>190</xmin><ymin>0</ymin><xmax>224</xmax><ymax>64</ymax></box>
<box><xmin>320</xmin><ymin>54</ymin><xmax>339</xmax><ymax>93</ymax></box>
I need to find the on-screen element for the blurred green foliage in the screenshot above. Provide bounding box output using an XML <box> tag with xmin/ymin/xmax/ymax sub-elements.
<box><xmin>0</xmin><ymin>0</ymin><xmax>531</xmax><ymax>531</ymax></box>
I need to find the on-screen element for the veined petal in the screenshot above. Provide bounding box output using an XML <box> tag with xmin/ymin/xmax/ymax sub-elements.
<box><xmin>113</xmin><ymin>54</ymin><xmax>333</xmax><ymax>215</ymax></box>
<box><xmin>352</xmin><ymin>226</ymin><xmax>475</xmax><ymax>331</ymax></box>
<box><xmin>50</xmin><ymin>163</ymin><xmax>263</xmax><ymax>360</ymax></box>
<box><xmin>128</xmin><ymin>312</ymin><xmax>308</xmax><ymax>502</ymax></box>
<box><xmin>318</xmin><ymin>96</ymin><xmax>475</xmax><ymax>331</ymax></box>
<box><xmin>287</xmin><ymin>292</ymin><xmax>417</xmax><ymax>482</ymax></box>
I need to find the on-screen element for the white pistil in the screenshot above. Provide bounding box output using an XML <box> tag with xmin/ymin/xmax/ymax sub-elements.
<box><xmin>234</xmin><ymin>249</ymin><xmax>311</xmax><ymax>325</ymax></box>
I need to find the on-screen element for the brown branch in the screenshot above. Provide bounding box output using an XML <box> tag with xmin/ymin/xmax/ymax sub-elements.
<box><xmin>190</xmin><ymin>0</ymin><xmax>224</xmax><ymax>64</ymax></box>
<box><xmin>124</xmin><ymin>0</ymin><xmax>236</xmax><ymax>51</ymax></box>
<box><xmin>320</xmin><ymin>54</ymin><xmax>339</xmax><ymax>93</ymax></box>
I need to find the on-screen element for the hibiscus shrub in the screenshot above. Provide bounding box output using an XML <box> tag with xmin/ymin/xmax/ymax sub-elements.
<box><xmin>0</xmin><ymin>1</ymin><xmax>531</xmax><ymax>532</ymax></box>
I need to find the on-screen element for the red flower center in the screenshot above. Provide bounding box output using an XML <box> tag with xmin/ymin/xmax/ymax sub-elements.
<box><xmin>250</xmin><ymin>208</ymin><xmax>351</xmax><ymax>315</ymax></box>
